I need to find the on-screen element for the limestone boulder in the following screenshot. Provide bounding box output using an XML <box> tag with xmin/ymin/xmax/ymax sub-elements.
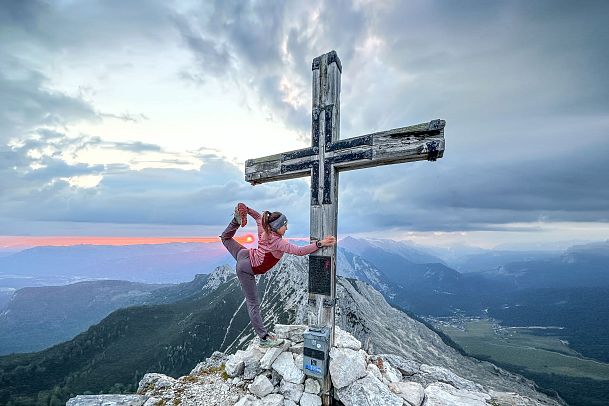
<box><xmin>423</xmin><ymin>382</ymin><xmax>491</xmax><ymax>406</ymax></box>
<box><xmin>420</xmin><ymin>365</ymin><xmax>481</xmax><ymax>392</ymax></box>
<box><xmin>226</xmin><ymin>350</ymin><xmax>249</xmax><ymax>377</ymax></box>
<box><xmin>378</xmin><ymin>354</ymin><xmax>420</xmax><ymax>376</ymax></box>
<box><xmin>260</xmin><ymin>393</ymin><xmax>284</xmax><ymax>406</ymax></box>
<box><xmin>289</xmin><ymin>342</ymin><xmax>304</xmax><ymax>354</ymax></box>
<box><xmin>249</xmin><ymin>375</ymin><xmax>274</xmax><ymax>398</ymax></box>
<box><xmin>382</xmin><ymin>361</ymin><xmax>402</xmax><ymax>384</ymax></box>
<box><xmin>300</xmin><ymin>392</ymin><xmax>322</xmax><ymax>406</ymax></box>
<box><xmin>189</xmin><ymin>351</ymin><xmax>227</xmax><ymax>375</ymax></box>
<box><xmin>272</xmin><ymin>352</ymin><xmax>305</xmax><ymax>384</ymax></box>
<box><xmin>389</xmin><ymin>381</ymin><xmax>425</xmax><ymax>406</ymax></box>
<box><xmin>366</xmin><ymin>363</ymin><xmax>382</xmax><ymax>381</ymax></box>
<box><xmin>137</xmin><ymin>373</ymin><xmax>176</xmax><ymax>393</ymax></box>
<box><xmin>335</xmin><ymin>373</ymin><xmax>403</xmax><ymax>406</ymax></box>
<box><xmin>244</xmin><ymin>359</ymin><xmax>262</xmax><ymax>380</ymax></box>
<box><xmin>235</xmin><ymin>394</ymin><xmax>262</xmax><ymax>406</ymax></box>
<box><xmin>279</xmin><ymin>379</ymin><xmax>304</xmax><ymax>403</ymax></box>
<box><xmin>260</xmin><ymin>341</ymin><xmax>290</xmax><ymax>369</ymax></box>
<box><xmin>304</xmin><ymin>378</ymin><xmax>321</xmax><ymax>395</ymax></box>
<box><xmin>334</xmin><ymin>326</ymin><xmax>362</xmax><ymax>350</ymax></box>
<box><xmin>329</xmin><ymin>347</ymin><xmax>367</xmax><ymax>389</ymax></box>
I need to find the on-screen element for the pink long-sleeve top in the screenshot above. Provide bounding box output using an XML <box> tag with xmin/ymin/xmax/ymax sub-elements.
<box><xmin>247</xmin><ymin>207</ymin><xmax>319</xmax><ymax>274</ymax></box>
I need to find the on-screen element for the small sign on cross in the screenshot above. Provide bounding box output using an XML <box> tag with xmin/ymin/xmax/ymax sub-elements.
<box><xmin>245</xmin><ymin>50</ymin><xmax>445</xmax><ymax>404</ymax></box>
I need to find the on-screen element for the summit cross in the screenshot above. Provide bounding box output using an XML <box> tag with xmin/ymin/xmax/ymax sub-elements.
<box><xmin>244</xmin><ymin>50</ymin><xmax>445</xmax><ymax>403</ymax></box>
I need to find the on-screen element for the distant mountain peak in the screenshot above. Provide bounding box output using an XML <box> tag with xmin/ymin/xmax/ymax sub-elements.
<box><xmin>203</xmin><ymin>264</ymin><xmax>236</xmax><ymax>291</ymax></box>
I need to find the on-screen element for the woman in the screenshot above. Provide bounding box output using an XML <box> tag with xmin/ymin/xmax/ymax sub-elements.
<box><xmin>219</xmin><ymin>203</ymin><xmax>336</xmax><ymax>347</ymax></box>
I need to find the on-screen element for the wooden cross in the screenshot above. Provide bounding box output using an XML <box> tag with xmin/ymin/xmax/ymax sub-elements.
<box><xmin>245</xmin><ymin>50</ymin><xmax>445</xmax><ymax>402</ymax></box>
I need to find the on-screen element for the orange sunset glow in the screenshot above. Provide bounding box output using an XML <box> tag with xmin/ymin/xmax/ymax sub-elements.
<box><xmin>0</xmin><ymin>234</ymin><xmax>256</xmax><ymax>250</ymax></box>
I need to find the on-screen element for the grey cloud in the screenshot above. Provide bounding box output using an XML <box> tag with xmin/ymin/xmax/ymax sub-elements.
<box><xmin>336</xmin><ymin>134</ymin><xmax>609</xmax><ymax>233</ymax></box>
<box><xmin>0</xmin><ymin>56</ymin><xmax>98</xmax><ymax>143</ymax></box>
<box><xmin>174</xmin><ymin>18</ymin><xmax>233</xmax><ymax>77</ymax></box>
<box><xmin>0</xmin><ymin>128</ymin><xmax>310</xmax><ymax>231</ymax></box>
<box><xmin>0</xmin><ymin>0</ymin><xmax>176</xmax><ymax>53</ymax></box>
<box><xmin>22</xmin><ymin>159</ymin><xmax>104</xmax><ymax>182</ymax></box>
<box><xmin>99</xmin><ymin>112</ymin><xmax>149</xmax><ymax>123</ymax></box>
<box><xmin>175</xmin><ymin>1</ymin><xmax>369</xmax><ymax>137</ymax></box>
<box><xmin>2</xmin><ymin>157</ymin><xmax>308</xmax><ymax>229</ymax></box>
<box><xmin>103</xmin><ymin>141</ymin><xmax>161</xmax><ymax>153</ymax></box>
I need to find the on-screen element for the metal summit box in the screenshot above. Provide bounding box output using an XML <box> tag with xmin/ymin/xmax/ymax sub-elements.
<box><xmin>303</xmin><ymin>326</ymin><xmax>330</xmax><ymax>381</ymax></box>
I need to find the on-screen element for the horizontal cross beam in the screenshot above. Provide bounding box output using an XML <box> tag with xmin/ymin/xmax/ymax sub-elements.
<box><xmin>244</xmin><ymin>119</ymin><xmax>445</xmax><ymax>185</ymax></box>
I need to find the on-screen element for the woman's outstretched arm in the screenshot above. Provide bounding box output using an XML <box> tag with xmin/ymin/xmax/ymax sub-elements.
<box><xmin>274</xmin><ymin>236</ymin><xmax>336</xmax><ymax>256</ymax></box>
<box><xmin>274</xmin><ymin>238</ymin><xmax>318</xmax><ymax>256</ymax></box>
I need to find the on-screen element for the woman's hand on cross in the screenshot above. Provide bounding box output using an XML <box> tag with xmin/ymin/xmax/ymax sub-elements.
<box><xmin>319</xmin><ymin>236</ymin><xmax>337</xmax><ymax>247</ymax></box>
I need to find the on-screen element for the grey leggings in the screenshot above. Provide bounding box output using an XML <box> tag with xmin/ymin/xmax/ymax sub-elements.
<box><xmin>220</xmin><ymin>218</ymin><xmax>268</xmax><ymax>338</ymax></box>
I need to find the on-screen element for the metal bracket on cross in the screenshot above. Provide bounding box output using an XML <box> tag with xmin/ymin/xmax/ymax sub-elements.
<box><xmin>244</xmin><ymin>50</ymin><xmax>446</xmax><ymax>405</ymax></box>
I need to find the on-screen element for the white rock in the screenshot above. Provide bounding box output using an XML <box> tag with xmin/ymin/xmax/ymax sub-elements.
<box><xmin>289</xmin><ymin>342</ymin><xmax>304</xmax><ymax>354</ymax></box>
<box><xmin>244</xmin><ymin>358</ymin><xmax>262</xmax><ymax>380</ymax></box>
<box><xmin>294</xmin><ymin>353</ymin><xmax>303</xmax><ymax>370</ymax></box>
<box><xmin>389</xmin><ymin>381</ymin><xmax>425</xmax><ymax>406</ymax></box>
<box><xmin>423</xmin><ymin>382</ymin><xmax>491</xmax><ymax>406</ymax></box>
<box><xmin>366</xmin><ymin>363</ymin><xmax>382</xmax><ymax>381</ymax></box>
<box><xmin>137</xmin><ymin>373</ymin><xmax>176</xmax><ymax>393</ymax></box>
<box><xmin>235</xmin><ymin>394</ymin><xmax>263</xmax><ymax>406</ymax></box>
<box><xmin>299</xmin><ymin>392</ymin><xmax>322</xmax><ymax>406</ymax></box>
<box><xmin>245</xmin><ymin>343</ymin><xmax>268</xmax><ymax>362</ymax></box>
<box><xmin>189</xmin><ymin>351</ymin><xmax>227</xmax><ymax>375</ymax></box>
<box><xmin>488</xmin><ymin>390</ymin><xmax>542</xmax><ymax>405</ymax></box>
<box><xmin>420</xmin><ymin>365</ymin><xmax>480</xmax><ymax>392</ymax></box>
<box><xmin>66</xmin><ymin>395</ymin><xmax>147</xmax><ymax>406</ymax></box>
<box><xmin>378</xmin><ymin>354</ymin><xmax>420</xmax><ymax>377</ymax></box>
<box><xmin>329</xmin><ymin>347</ymin><xmax>367</xmax><ymax>389</ymax></box>
<box><xmin>336</xmin><ymin>372</ymin><xmax>403</xmax><ymax>406</ymax></box>
<box><xmin>279</xmin><ymin>379</ymin><xmax>304</xmax><ymax>402</ymax></box>
<box><xmin>260</xmin><ymin>341</ymin><xmax>289</xmax><ymax>369</ymax></box>
<box><xmin>142</xmin><ymin>397</ymin><xmax>161</xmax><ymax>406</ymax></box>
<box><xmin>274</xmin><ymin>324</ymin><xmax>307</xmax><ymax>342</ymax></box>
<box><xmin>283</xmin><ymin>400</ymin><xmax>297</xmax><ymax>406</ymax></box>
<box><xmin>226</xmin><ymin>350</ymin><xmax>248</xmax><ymax>377</ymax></box>
<box><xmin>334</xmin><ymin>326</ymin><xmax>362</xmax><ymax>350</ymax></box>
<box><xmin>249</xmin><ymin>375</ymin><xmax>275</xmax><ymax>398</ymax></box>
<box><xmin>382</xmin><ymin>361</ymin><xmax>402</xmax><ymax>383</ymax></box>
<box><xmin>272</xmin><ymin>352</ymin><xmax>305</xmax><ymax>384</ymax></box>
<box><xmin>261</xmin><ymin>393</ymin><xmax>284</xmax><ymax>406</ymax></box>
<box><xmin>304</xmin><ymin>378</ymin><xmax>321</xmax><ymax>395</ymax></box>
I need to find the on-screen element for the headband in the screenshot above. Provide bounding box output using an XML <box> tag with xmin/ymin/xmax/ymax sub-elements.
<box><xmin>269</xmin><ymin>213</ymin><xmax>288</xmax><ymax>232</ymax></box>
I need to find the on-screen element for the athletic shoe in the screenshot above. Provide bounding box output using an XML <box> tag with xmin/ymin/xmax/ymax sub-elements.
<box><xmin>259</xmin><ymin>333</ymin><xmax>283</xmax><ymax>348</ymax></box>
<box><xmin>234</xmin><ymin>203</ymin><xmax>247</xmax><ymax>227</ymax></box>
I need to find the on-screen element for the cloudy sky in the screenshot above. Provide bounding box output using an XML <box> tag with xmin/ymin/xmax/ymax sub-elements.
<box><xmin>1</xmin><ymin>0</ymin><xmax>608</xmax><ymax>249</ymax></box>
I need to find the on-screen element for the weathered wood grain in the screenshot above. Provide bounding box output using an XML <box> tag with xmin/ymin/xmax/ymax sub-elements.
<box><xmin>244</xmin><ymin>120</ymin><xmax>445</xmax><ymax>184</ymax></box>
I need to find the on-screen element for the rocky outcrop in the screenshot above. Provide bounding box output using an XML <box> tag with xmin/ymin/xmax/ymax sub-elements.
<box><xmin>66</xmin><ymin>325</ymin><xmax>558</xmax><ymax>406</ymax></box>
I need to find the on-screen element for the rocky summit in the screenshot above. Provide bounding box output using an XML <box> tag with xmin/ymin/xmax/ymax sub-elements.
<box><xmin>66</xmin><ymin>324</ymin><xmax>559</xmax><ymax>406</ymax></box>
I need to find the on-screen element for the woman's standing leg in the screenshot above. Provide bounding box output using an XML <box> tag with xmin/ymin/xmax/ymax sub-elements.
<box><xmin>235</xmin><ymin>249</ymin><xmax>268</xmax><ymax>338</ymax></box>
<box><xmin>219</xmin><ymin>218</ymin><xmax>246</xmax><ymax>260</ymax></box>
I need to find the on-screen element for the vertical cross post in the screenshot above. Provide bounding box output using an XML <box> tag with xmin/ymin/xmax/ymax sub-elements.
<box><xmin>309</xmin><ymin>51</ymin><xmax>341</xmax><ymax>404</ymax></box>
<box><xmin>310</xmin><ymin>52</ymin><xmax>340</xmax><ymax>329</ymax></box>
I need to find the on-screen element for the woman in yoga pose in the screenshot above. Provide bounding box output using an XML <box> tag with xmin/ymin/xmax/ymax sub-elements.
<box><xmin>219</xmin><ymin>203</ymin><xmax>336</xmax><ymax>347</ymax></box>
